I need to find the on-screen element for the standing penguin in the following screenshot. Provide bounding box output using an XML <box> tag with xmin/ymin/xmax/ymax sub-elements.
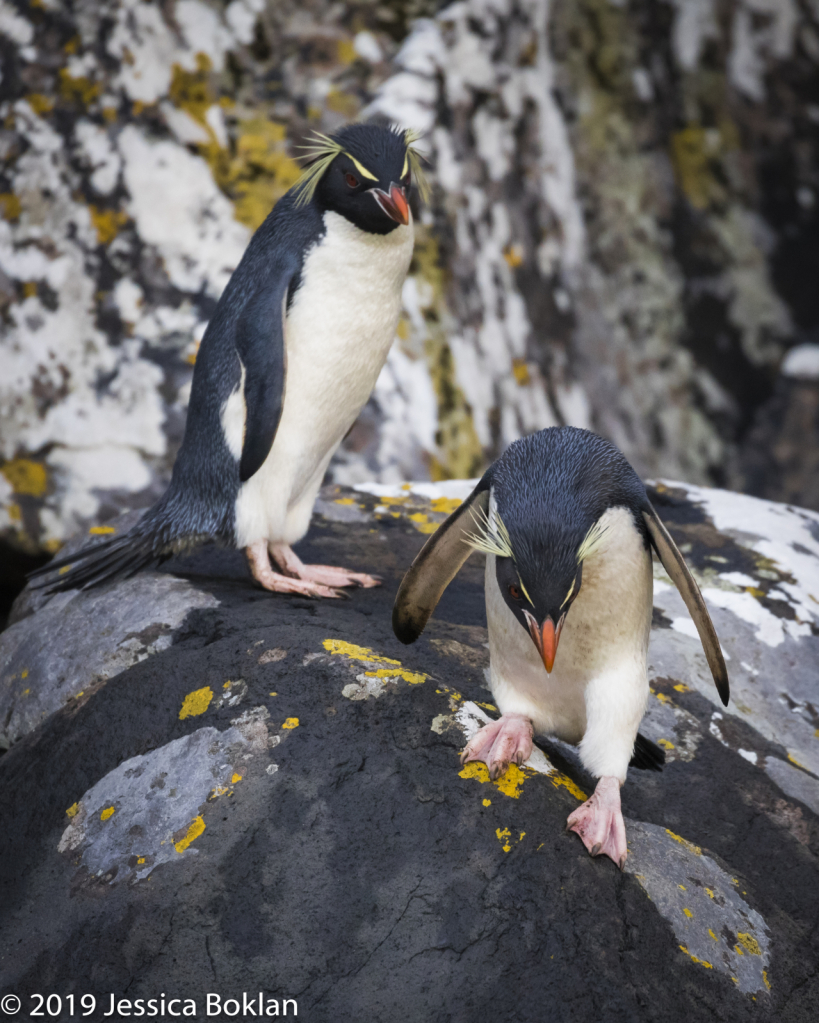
<box><xmin>392</xmin><ymin>427</ymin><xmax>729</xmax><ymax>868</ymax></box>
<box><xmin>31</xmin><ymin>124</ymin><xmax>427</xmax><ymax>598</ymax></box>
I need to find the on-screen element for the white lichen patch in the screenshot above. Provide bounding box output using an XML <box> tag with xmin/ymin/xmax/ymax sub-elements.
<box><xmin>58</xmin><ymin>720</ymin><xmax>271</xmax><ymax>883</ymax></box>
<box><xmin>0</xmin><ymin>573</ymin><xmax>219</xmax><ymax>746</ymax></box>
<box><xmin>625</xmin><ymin>821</ymin><xmax>770</xmax><ymax>994</ymax></box>
<box><xmin>650</xmin><ymin>481</ymin><xmax>819</xmax><ymax>777</ymax></box>
<box><xmin>118</xmin><ymin>126</ymin><xmax>249</xmax><ymax>298</ymax></box>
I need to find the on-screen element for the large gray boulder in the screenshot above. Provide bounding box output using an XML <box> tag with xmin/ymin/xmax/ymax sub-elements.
<box><xmin>1</xmin><ymin>480</ymin><xmax>818</xmax><ymax>1020</ymax></box>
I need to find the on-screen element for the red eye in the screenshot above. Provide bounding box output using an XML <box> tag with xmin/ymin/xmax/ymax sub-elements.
<box><xmin>509</xmin><ymin>583</ymin><xmax>520</xmax><ymax>600</ymax></box>
<box><xmin>345</xmin><ymin>172</ymin><xmax>359</xmax><ymax>188</ymax></box>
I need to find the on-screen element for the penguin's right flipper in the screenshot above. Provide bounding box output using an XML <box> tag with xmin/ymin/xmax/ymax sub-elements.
<box><xmin>629</xmin><ymin>732</ymin><xmax>665</xmax><ymax>772</ymax></box>
<box><xmin>236</xmin><ymin>268</ymin><xmax>296</xmax><ymax>483</ymax></box>
<box><xmin>392</xmin><ymin>480</ymin><xmax>490</xmax><ymax>644</ymax></box>
<box><xmin>643</xmin><ymin>503</ymin><xmax>730</xmax><ymax>707</ymax></box>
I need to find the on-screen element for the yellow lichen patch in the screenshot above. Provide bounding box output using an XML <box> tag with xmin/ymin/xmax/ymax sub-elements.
<box><xmin>737</xmin><ymin>932</ymin><xmax>761</xmax><ymax>955</ymax></box>
<box><xmin>683</xmin><ymin>908</ymin><xmax>693</xmax><ymax>919</ymax></box>
<box><xmin>665</xmin><ymin>829</ymin><xmax>702</xmax><ymax>856</ymax></box>
<box><xmin>89</xmin><ymin>206</ymin><xmax>129</xmax><ymax>245</ymax></box>
<box><xmin>334</xmin><ymin>498</ymin><xmax>355</xmax><ymax>505</ymax></box>
<box><xmin>396</xmin><ymin>317</ymin><xmax>410</xmax><ymax>340</ymax></box>
<box><xmin>324</xmin><ymin>638</ymin><xmax>427</xmax><ymax>684</ymax></box>
<box><xmin>23</xmin><ymin>281</ymin><xmax>37</xmax><ymax>298</ymax></box>
<box><xmin>763</xmin><ymin>970</ymin><xmax>771</xmax><ymax>991</ymax></box>
<box><xmin>227</xmin><ymin>119</ymin><xmax>301</xmax><ymax>230</ymax></box>
<box><xmin>416</xmin><ymin>522</ymin><xmax>439</xmax><ymax>534</ymax></box>
<box><xmin>511</xmin><ymin>358</ymin><xmax>531</xmax><ymax>385</ymax></box>
<box><xmin>430</xmin><ymin>497</ymin><xmax>462</xmax><ymax>515</ymax></box>
<box><xmin>179</xmin><ymin>686</ymin><xmax>214</xmax><ymax>720</ymax></box>
<box><xmin>673</xmin><ymin>683</ymin><xmax>691</xmax><ymax>693</ymax></box>
<box><xmin>379</xmin><ymin>496</ymin><xmax>409</xmax><ymax>506</ymax></box>
<box><xmin>174</xmin><ymin>815</ymin><xmax>205</xmax><ymax>853</ymax></box>
<box><xmin>0</xmin><ymin>193</ymin><xmax>21</xmax><ymax>221</ymax></box>
<box><xmin>410</xmin><ymin>512</ymin><xmax>429</xmax><ymax>524</ymax></box>
<box><xmin>89</xmin><ymin>525</ymin><xmax>116</xmax><ymax>535</ymax></box>
<box><xmin>21</xmin><ymin>668</ymin><xmax>28</xmax><ymax>679</ymax></box>
<box><xmin>654</xmin><ymin>692</ymin><xmax>672</xmax><ymax>705</ymax></box>
<box><xmin>670</xmin><ymin>125</ymin><xmax>725</xmax><ymax>210</ymax></box>
<box><xmin>459</xmin><ymin>761</ymin><xmax>531</xmax><ymax>799</ymax></box>
<box><xmin>364</xmin><ymin>667</ymin><xmax>427</xmax><ymax>686</ymax></box>
<box><xmin>336</xmin><ymin>38</ymin><xmax>357</xmax><ymax>65</ymax></box>
<box><xmin>482</xmin><ymin>798</ymin><xmax>491</xmax><ymax>807</ymax></box>
<box><xmin>26</xmin><ymin>93</ymin><xmax>53</xmax><ymax>115</ymax></box>
<box><xmin>231</xmin><ymin>773</ymin><xmax>242</xmax><ymax>784</ymax></box>
<box><xmin>704</xmin><ymin>887</ymin><xmax>715</xmax><ymax>899</ymax></box>
<box><xmin>709</xmin><ymin>928</ymin><xmax>718</xmax><ymax>941</ymax></box>
<box><xmin>325</xmin><ymin>87</ymin><xmax>359</xmax><ymax>118</ymax></box>
<box><xmin>65</xmin><ymin>803</ymin><xmax>79</xmax><ymax>818</ymax></box>
<box><xmin>658</xmin><ymin>738</ymin><xmax>675</xmax><ymax>750</ymax></box>
<box><xmin>137</xmin><ymin>857</ymin><xmax>146</xmax><ymax>865</ymax></box>
<box><xmin>2</xmin><ymin>458</ymin><xmax>47</xmax><ymax>496</ymax></box>
<box><xmin>679</xmin><ymin>945</ymin><xmax>713</xmax><ymax>969</ymax></box>
<box><xmin>734</xmin><ymin>945</ymin><xmax>744</xmax><ymax>956</ymax></box>
<box><xmin>323</xmin><ymin>639</ymin><xmax>400</xmax><ymax>664</ymax></box>
<box><xmin>282</xmin><ymin>718</ymin><xmax>299</xmax><ymax>729</ymax></box>
<box><xmin>550</xmin><ymin>773</ymin><xmax>587</xmax><ymax>802</ymax></box>
<box><xmin>787</xmin><ymin>753</ymin><xmax>807</xmax><ymax>770</ymax></box>
<box><xmin>475</xmin><ymin>702</ymin><xmax>498</xmax><ymax>712</ymax></box>
<box><xmin>58</xmin><ymin>68</ymin><xmax>101</xmax><ymax>106</ymax></box>
<box><xmin>503</xmin><ymin>243</ymin><xmax>524</xmax><ymax>268</ymax></box>
<box><xmin>496</xmin><ymin>827</ymin><xmax>512</xmax><ymax>852</ymax></box>
<box><xmin>100</xmin><ymin>806</ymin><xmax>115</xmax><ymax>821</ymax></box>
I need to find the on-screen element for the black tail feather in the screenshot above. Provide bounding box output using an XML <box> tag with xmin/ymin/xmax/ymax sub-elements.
<box><xmin>629</xmin><ymin>733</ymin><xmax>666</xmax><ymax>772</ymax></box>
<box><xmin>27</xmin><ymin>530</ymin><xmax>163</xmax><ymax>593</ymax></box>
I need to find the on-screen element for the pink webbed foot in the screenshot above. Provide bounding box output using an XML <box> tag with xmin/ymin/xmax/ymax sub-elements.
<box><xmin>460</xmin><ymin>713</ymin><xmax>534</xmax><ymax>780</ymax></box>
<box><xmin>246</xmin><ymin>541</ymin><xmax>342</xmax><ymax>599</ymax></box>
<box><xmin>270</xmin><ymin>544</ymin><xmax>381</xmax><ymax>590</ymax></box>
<box><xmin>566</xmin><ymin>776</ymin><xmax>628</xmax><ymax>869</ymax></box>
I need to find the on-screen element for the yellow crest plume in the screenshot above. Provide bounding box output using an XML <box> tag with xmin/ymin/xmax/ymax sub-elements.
<box><xmin>576</xmin><ymin>519</ymin><xmax>609</xmax><ymax>563</ymax></box>
<box><xmin>404</xmin><ymin>128</ymin><xmax>431</xmax><ymax>204</ymax></box>
<box><xmin>463</xmin><ymin>502</ymin><xmax>514</xmax><ymax>560</ymax></box>
<box><xmin>293</xmin><ymin>132</ymin><xmax>345</xmax><ymax>206</ymax></box>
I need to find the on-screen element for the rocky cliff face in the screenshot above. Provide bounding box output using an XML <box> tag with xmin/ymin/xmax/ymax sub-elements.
<box><xmin>1</xmin><ymin>0</ymin><xmax>818</xmax><ymax>562</ymax></box>
<box><xmin>0</xmin><ymin>481</ymin><xmax>818</xmax><ymax>1017</ymax></box>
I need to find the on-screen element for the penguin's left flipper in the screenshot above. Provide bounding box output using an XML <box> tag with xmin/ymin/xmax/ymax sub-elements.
<box><xmin>643</xmin><ymin>503</ymin><xmax>730</xmax><ymax>707</ymax></box>
<box><xmin>236</xmin><ymin>269</ymin><xmax>296</xmax><ymax>484</ymax></box>
<box><xmin>392</xmin><ymin>480</ymin><xmax>490</xmax><ymax>644</ymax></box>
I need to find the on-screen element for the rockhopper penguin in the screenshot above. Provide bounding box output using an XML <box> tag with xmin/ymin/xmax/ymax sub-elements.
<box><xmin>31</xmin><ymin>124</ymin><xmax>427</xmax><ymax>598</ymax></box>
<box><xmin>392</xmin><ymin>427</ymin><xmax>729</xmax><ymax>869</ymax></box>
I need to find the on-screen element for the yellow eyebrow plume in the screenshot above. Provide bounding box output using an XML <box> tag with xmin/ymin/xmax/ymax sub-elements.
<box><xmin>345</xmin><ymin>153</ymin><xmax>378</xmax><ymax>181</ymax></box>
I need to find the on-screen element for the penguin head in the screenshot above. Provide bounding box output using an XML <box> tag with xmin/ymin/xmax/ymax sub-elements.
<box><xmin>471</xmin><ymin>428</ymin><xmax>649</xmax><ymax>674</ymax></box>
<box><xmin>293</xmin><ymin>124</ymin><xmax>429</xmax><ymax>235</ymax></box>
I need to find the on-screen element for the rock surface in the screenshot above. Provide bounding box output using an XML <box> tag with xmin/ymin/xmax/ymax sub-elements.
<box><xmin>1</xmin><ymin>481</ymin><xmax>818</xmax><ymax>1020</ymax></box>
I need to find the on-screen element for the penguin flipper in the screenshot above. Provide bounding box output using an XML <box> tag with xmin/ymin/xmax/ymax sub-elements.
<box><xmin>392</xmin><ymin>481</ymin><xmax>490</xmax><ymax>644</ymax></box>
<box><xmin>236</xmin><ymin>270</ymin><xmax>294</xmax><ymax>483</ymax></box>
<box><xmin>642</xmin><ymin>504</ymin><xmax>730</xmax><ymax>707</ymax></box>
<box><xmin>629</xmin><ymin>732</ymin><xmax>666</xmax><ymax>771</ymax></box>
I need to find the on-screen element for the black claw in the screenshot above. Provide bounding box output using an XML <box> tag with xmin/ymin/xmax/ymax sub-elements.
<box><xmin>590</xmin><ymin>843</ymin><xmax>601</xmax><ymax>857</ymax></box>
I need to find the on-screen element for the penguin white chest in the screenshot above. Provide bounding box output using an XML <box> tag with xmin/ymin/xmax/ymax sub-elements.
<box><xmin>234</xmin><ymin>211</ymin><xmax>413</xmax><ymax>547</ymax></box>
<box><xmin>486</xmin><ymin>506</ymin><xmax>653</xmax><ymax>747</ymax></box>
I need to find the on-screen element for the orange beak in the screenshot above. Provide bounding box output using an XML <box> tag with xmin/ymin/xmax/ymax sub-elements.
<box><xmin>372</xmin><ymin>183</ymin><xmax>410</xmax><ymax>225</ymax></box>
<box><xmin>524</xmin><ymin>612</ymin><xmax>563</xmax><ymax>673</ymax></box>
